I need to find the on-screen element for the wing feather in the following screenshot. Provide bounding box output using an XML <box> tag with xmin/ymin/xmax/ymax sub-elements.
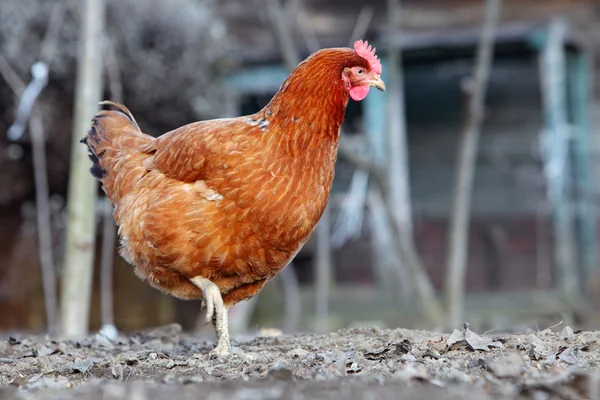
<box><xmin>143</xmin><ymin>118</ymin><xmax>260</xmax><ymax>183</ymax></box>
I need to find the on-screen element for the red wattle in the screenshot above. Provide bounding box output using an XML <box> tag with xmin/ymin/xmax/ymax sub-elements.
<box><xmin>349</xmin><ymin>85</ymin><xmax>370</xmax><ymax>101</ymax></box>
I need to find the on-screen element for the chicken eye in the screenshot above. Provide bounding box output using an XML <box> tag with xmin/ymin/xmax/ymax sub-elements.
<box><xmin>356</xmin><ymin>68</ymin><xmax>364</xmax><ymax>75</ymax></box>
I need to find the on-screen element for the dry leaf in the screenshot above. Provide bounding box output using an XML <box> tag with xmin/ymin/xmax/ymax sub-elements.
<box><xmin>447</xmin><ymin>327</ymin><xmax>503</xmax><ymax>352</ymax></box>
<box><xmin>71</xmin><ymin>358</ymin><xmax>95</xmax><ymax>374</ymax></box>
<box><xmin>528</xmin><ymin>335</ymin><xmax>550</xmax><ymax>360</ymax></box>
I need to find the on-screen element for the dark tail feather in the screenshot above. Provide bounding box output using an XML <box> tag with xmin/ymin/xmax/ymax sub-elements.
<box><xmin>82</xmin><ymin>113</ymin><xmax>109</xmax><ymax>180</ymax></box>
<box><xmin>81</xmin><ymin>101</ymin><xmax>153</xmax><ymax>206</ymax></box>
<box><xmin>81</xmin><ymin>101</ymin><xmax>142</xmax><ymax>182</ymax></box>
<box><xmin>81</xmin><ymin>123</ymin><xmax>105</xmax><ymax>179</ymax></box>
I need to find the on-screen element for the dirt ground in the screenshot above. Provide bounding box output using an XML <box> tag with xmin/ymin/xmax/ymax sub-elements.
<box><xmin>1</xmin><ymin>324</ymin><xmax>600</xmax><ymax>400</ymax></box>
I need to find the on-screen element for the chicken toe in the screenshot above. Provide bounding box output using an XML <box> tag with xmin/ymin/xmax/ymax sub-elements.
<box><xmin>190</xmin><ymin>276</ymin><xmax>231</xmax><ymax>356</ymax></box>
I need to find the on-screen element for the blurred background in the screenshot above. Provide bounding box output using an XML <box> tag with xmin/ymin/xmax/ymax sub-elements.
<box><xmin>1</xmin><ymin>0</ymin><xmax>600</xmax><ymax>338</ymax></box>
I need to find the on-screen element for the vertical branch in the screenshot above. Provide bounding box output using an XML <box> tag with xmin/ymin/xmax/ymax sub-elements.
<box><xmin>30</xmin><ymin>107</ymin><xmax>59</xmax><ymax>336</ymax></box>
<box><xmin>539</xmin><ymin>20</ymin><xmax>579</xmax><ymax>300</ymax></box>
<box><xmin>568</xmin><ymin>50</ymin><xmax>596</xmax><ymax>290</ymax></box>
<box><xmin>60</xmin><ymin>0</ymin><xmax>106</xmax><ymax>338</ymax></box>
<box><xmin>444</xmin><ymin>0</ymin><xmax>501</xmax><ymax>330</ymax></box>
<box><xmin>386</xmin><ymin>0</ymin><xmax>413</xmax><ymax>237</ymax></box>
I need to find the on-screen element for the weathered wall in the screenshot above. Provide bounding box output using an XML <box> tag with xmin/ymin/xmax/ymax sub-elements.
<box><xmin>406</xmin><ymin>52</ymin><xmax>545</xmax><ymax>218</ymax></box>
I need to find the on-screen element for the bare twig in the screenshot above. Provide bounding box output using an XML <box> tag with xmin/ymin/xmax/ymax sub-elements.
<box><xmin>547</xmin><ymin>320</ymin><xmax>564</xmax><ymax>330</ymax></box>
<box><xmin>444</xmin><ymin>0</ymin><xmax>501</xmax><ymax>330</ymax></box>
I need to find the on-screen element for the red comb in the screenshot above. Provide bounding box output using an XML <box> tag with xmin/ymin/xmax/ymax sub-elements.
<box><xmin>354</xmin><ymin>40</ymin><xmax>382</xmax><ymax>74</ymax></box>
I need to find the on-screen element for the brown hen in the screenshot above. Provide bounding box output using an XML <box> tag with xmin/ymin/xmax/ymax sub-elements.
<box><xmin>82</xmin><ymin>40</ymin><xmax>385</xmax><ymax>355</ymax></box>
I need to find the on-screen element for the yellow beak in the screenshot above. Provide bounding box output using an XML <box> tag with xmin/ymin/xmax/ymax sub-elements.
<box><xmin>369</xmin><ymin>75</ymin><xmax>386</xmax><ymax>91</ymax></box>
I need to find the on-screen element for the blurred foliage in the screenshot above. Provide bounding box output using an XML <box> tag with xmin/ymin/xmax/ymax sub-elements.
<box><xmin>0</xmin><ymin>0</ymin><xmax>240</xmax><ymax>205</ymax></box>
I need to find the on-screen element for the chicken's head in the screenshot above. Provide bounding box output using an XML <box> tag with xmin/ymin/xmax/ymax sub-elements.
<box><xmin>343</xmin><ymin>40</ymin><xmax>386</xmax><ymax>101</ymax></box>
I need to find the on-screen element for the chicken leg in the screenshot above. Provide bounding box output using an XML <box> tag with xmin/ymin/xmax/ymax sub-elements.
<box><xmin>190</xmin><ymin>276</ymin><xmax>231</xmax><ymax>356</ymax></box>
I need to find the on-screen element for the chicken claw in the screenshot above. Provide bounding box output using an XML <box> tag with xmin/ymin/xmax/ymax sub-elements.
<box><xmin>190</xmin><ymin>276</ymin><xmax>231</xmax><ymax>356</ymax></box>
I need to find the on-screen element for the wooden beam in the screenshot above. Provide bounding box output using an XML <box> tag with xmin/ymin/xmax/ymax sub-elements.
<box><xmin>539</xmin><ymin>19</ymin><xmax>579</xmax><ymax>299</ymax></box>
<box><xmin>567</xmin><ymin>50</ymin><xmax>597</xmax><ymax>287</ymax></box>
<box><xmin>386</xmin><ymin>0</ymin><xmax>413</xmax><ymax>236</ymax></box>
<box><xmin>60</xmin><ymin>0</ymin><xmax>105</xmax><ymax>338</ymax></box>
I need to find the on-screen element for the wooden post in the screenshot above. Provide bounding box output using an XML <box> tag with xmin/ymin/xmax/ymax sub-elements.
<box><xmin>60</xmin><ymin>0</ymin><xmax>105</xmax><ymax>338</ymax></box>
<box><xmin>444</xmin><ymin>0</ymin><xmax>501</xmax><ymax>330</ymax></box>
<box><xmin>539</xmin><ymin>19</ymin><xmax>579</xmax><ymax>301</ymax></box>
<box><xmin>386</xmin><ymin>0</ymin><xmax>413</xmax><ymax>236</ymax></box>
<box><xmin>363</xmin><ymin>91</ymin><xmax>396</xmax><ymax>297</ymax></box>
<box><xmin>362</xmin><ymin>59</ymin><xmax>444</xmax><ymax>325</ymax></box>
<box><xmin>363</xmin><ymin>79</ymin><xmax>387</xmax><ymax>162</ymax></box>
<box><xmin>567</xmin><ymin>51</ymin><xmax>597</xmax><ymax>288</ymax></box>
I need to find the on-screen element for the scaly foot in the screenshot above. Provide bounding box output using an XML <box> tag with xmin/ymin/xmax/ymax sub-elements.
<box><xmin>190</xmin><ymin>276</ymin><xmax>231</xmax><ymax>356</ymax></box>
